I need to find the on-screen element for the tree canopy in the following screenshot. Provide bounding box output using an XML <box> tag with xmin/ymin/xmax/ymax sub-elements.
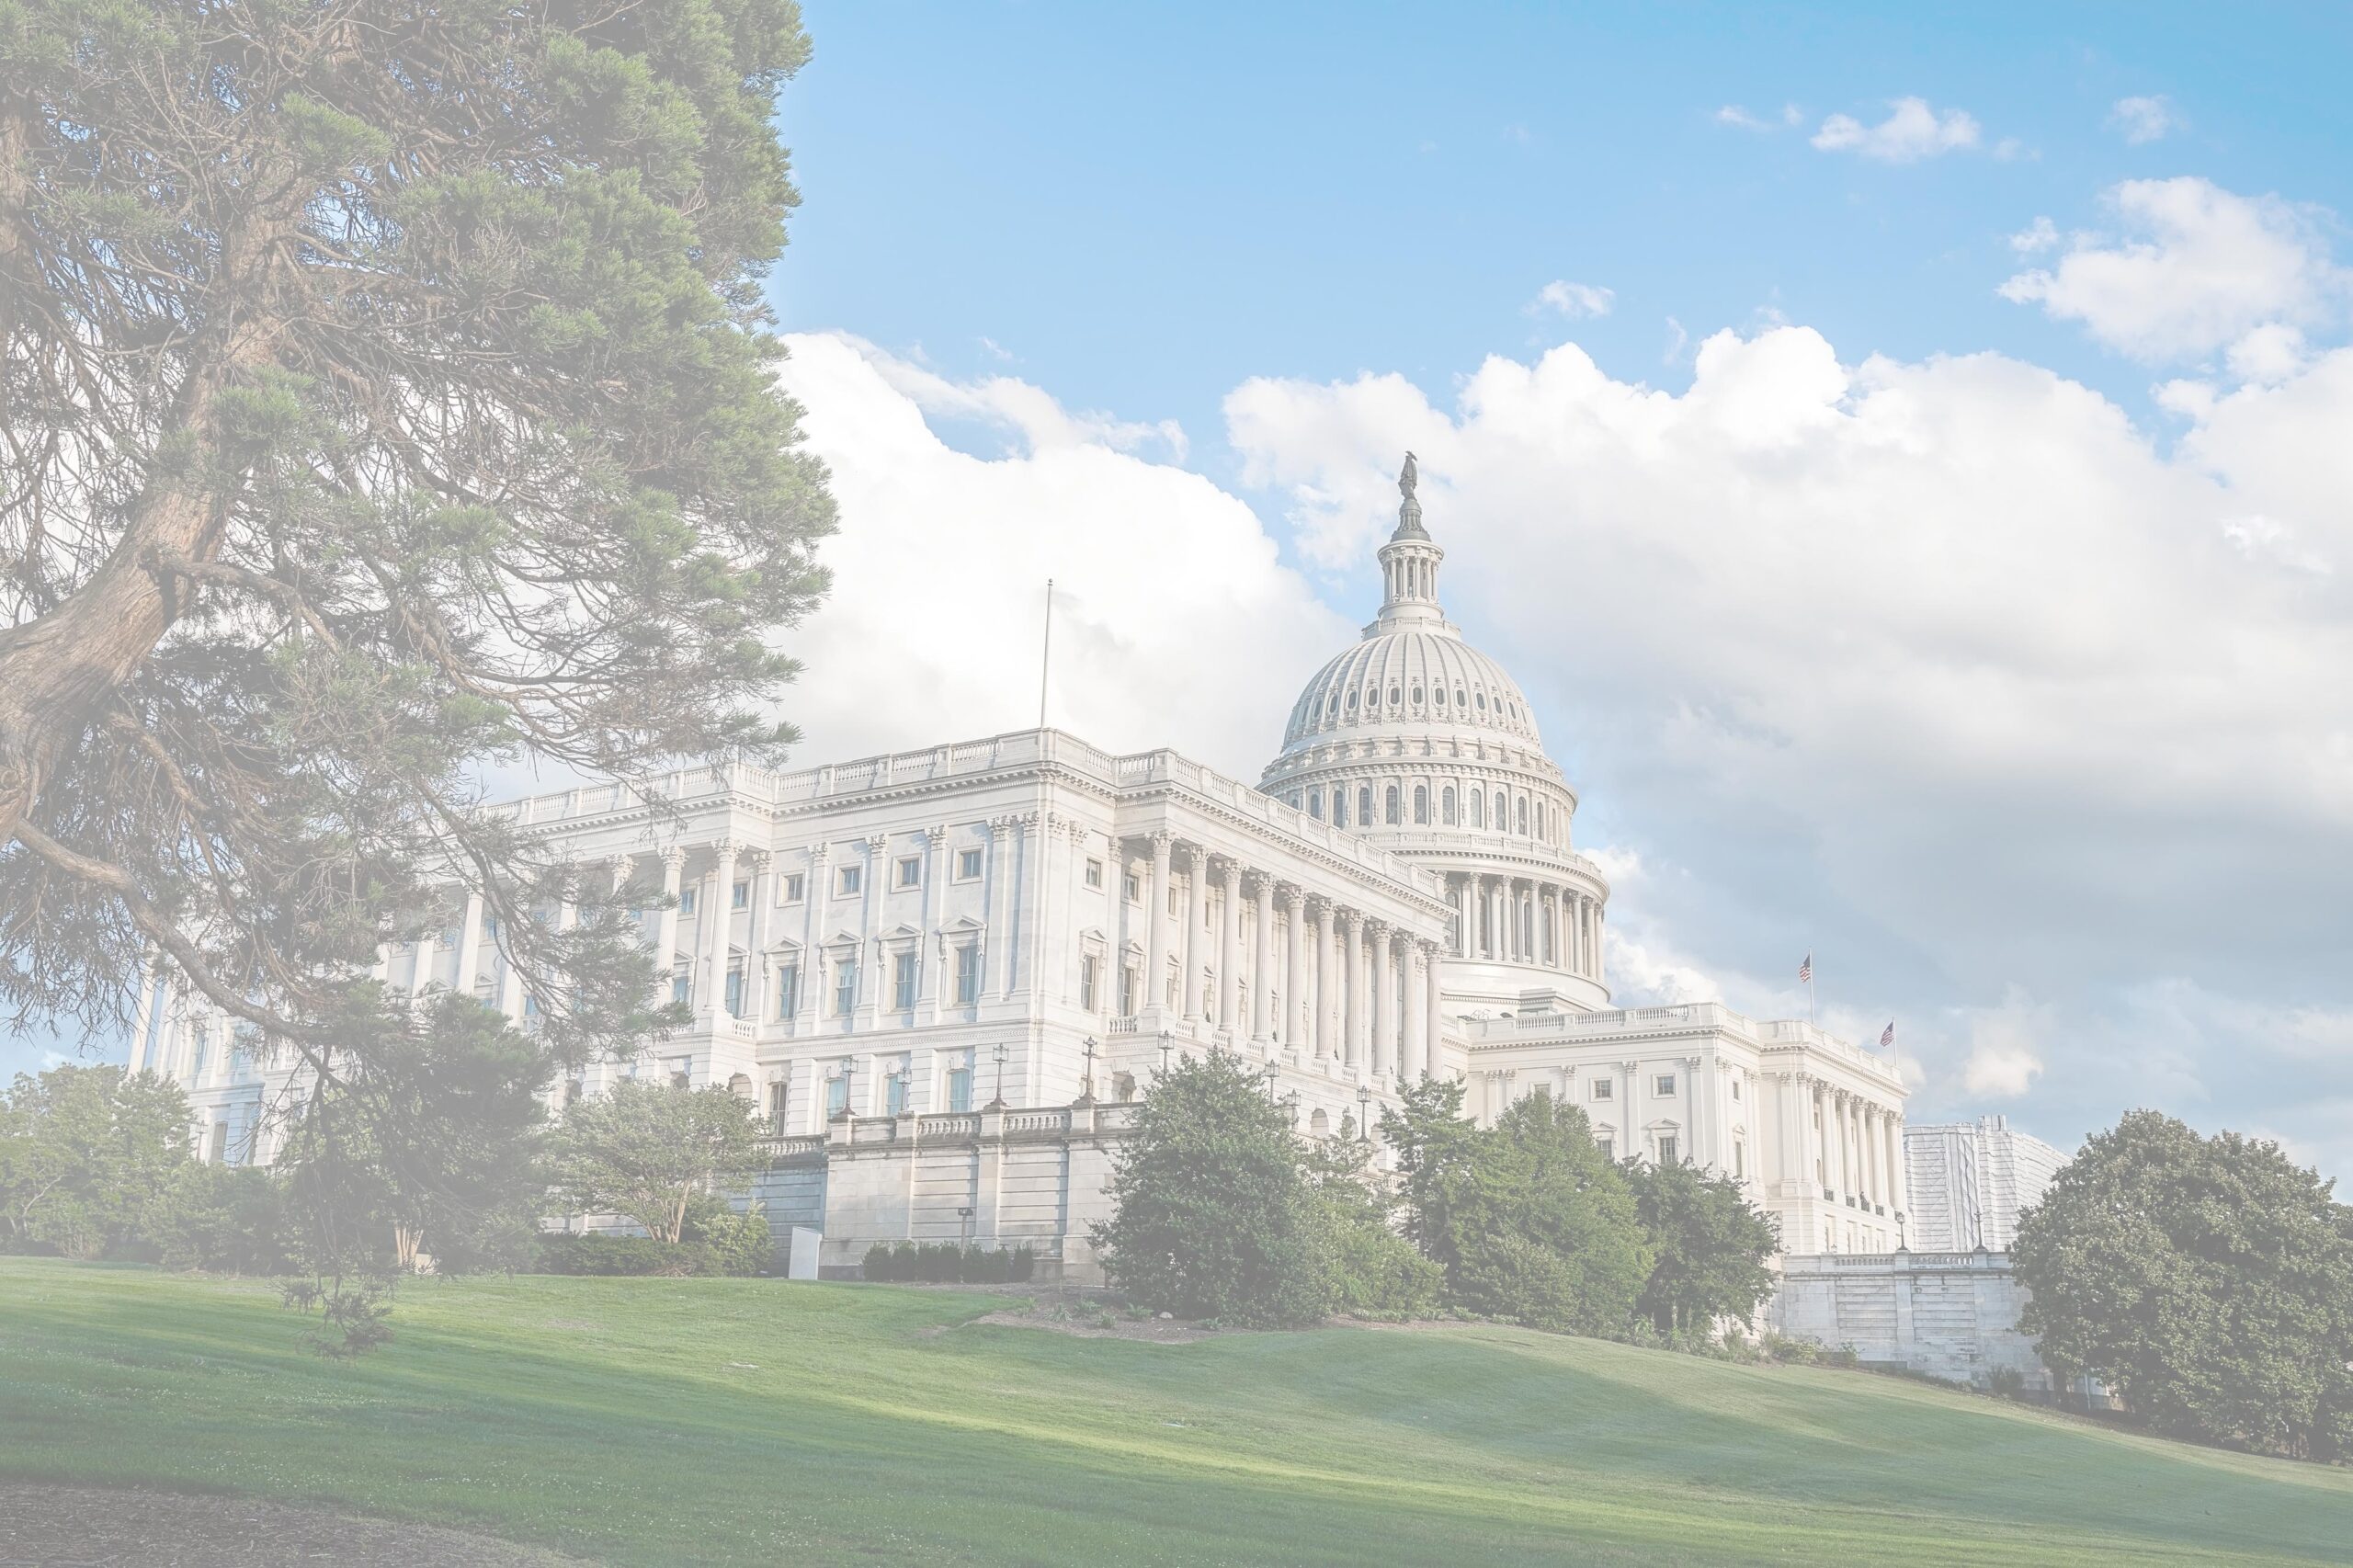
<box><xmin>542</xmin><ymin>1077</ymin><xmax>764</xmax><ymax>1246</ymax></box>
<box><xmin>2013</xmin><ymin>1110</ymin><xmax>2353</xmax><ymax>1462</ymax></box>
<box><xmin>0</xmin><ymin>1062</ymin><xmax>191</xmax><ymax>1258</ymax></box>
<box><xmin>1622</xmin><ymin>1155</ymin><xmax>1779</xmax><ymax>1335</ymax></box>
<box><xmin>0</xmin><ymin>0</ymin><xmax>833</xmax><ymax>1100</ymax></box>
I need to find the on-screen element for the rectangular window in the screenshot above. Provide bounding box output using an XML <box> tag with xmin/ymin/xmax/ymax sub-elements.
<box><xmin>1168</xmin><ymin>887</ymin><xmax>1182</xmax><ymax>917</ymax></box>
<box><xmin>1733</xmin><ymin>1141</ymin><xmax>1745</xmax><ymax>1179</ymax></box>
<box><xmin>670</xmin><ymin>971</ymin><xmax>689</xmax><ymax>1006</ymax></box>
<box><xmin>885</xmin><ymin>1073</ymin><xmax>907</xmax><ymax>1117</ymax></box>
<box><xmin>1654</xmin><ymin>1074</ymin><xmax>1677</xmax><ymax>1097</ymax></box>
<box><xmin>834</xmin><ymin>958</ymin><xmax>858</xmax><ymax>1017</ymax></box>
<box><xmin>767</xmin><ymin>1080</ymin><xmax>789</xmax><ymax>1131</ymax></box>
<box><xmin>836</xmin><ymin>865</ymin><xmax>861</xmax><ymax>897</ymax></box>
<box><xmin>825</xmin><ymin>1073</ymin><xmax>847</xmax><ymax>1118</ymax></box>
<box><xmin>666</xmin><ymin>1056</ymin><xmax>692</xmax><ymax>1090</ymax></box>
<box><xmin>1731</xmin><ymin>1077</ymin><xmax>1743</xmax><ymax>1101</ymax></box>
<box><xmin>677</xmin><ymin>887</ymin><xmax>697</xmax><ymax>915</ymax></box>
<box><xmin>1080</xmin><ymin>953</ymin><xmax>1099</xmax><ymax>1011</ymax></box>
<box><xmin>1596</xmin><ymin>1134</ymin><xmax>1613</xmax><ymax>1161</ymax></box>
<box><xmin>208</xmin><ymin>1120</ymin><xmax>229</xmax><ymax>1163</ymax></box>
<box><xmin>1123</xmin><ymin>871</ymin><xmax>1141</xmax><ymax>903</ymax></box>
<box><xmin>955</xmin><ymin>944</ymin><xmax>980</xmax><ymax>1005</ymax></box>
<box><xmin>723</xmin><ymin>967</ymin><xmax>744</xmax><ymax>1017</ymax></box>
<box><xmin>1084</xmin><ymin>858</ymin><xmax>1104</xmax><ymax>889</ymax></box>
<box><xmin>781</xmin><ymin>871</ymin><xmax>805</xmax><ymax>903</ymax></box>
<box><xmin>946</xmin><ymin>1065</ymin><xmax>973</xmax><ymax>1112</ymax></box>
<box><xmin>956</xmin><ymin>846</ymin><xmax>983</xmax><ymax>881</ymax></box>
<box><xmin>1591</xmin><ymin>1078</ymin><xmax>1613</xmax><ymax>1101</ymax></box>
<box><xmin>1120</xmin><ymin>964</ymin><xmax>1139</xmax><ymax>1016</ymax></box>
<box><xmin>732</xmin><ymin>880</ymin><xmax>749</xmax><ymax>910</ymax></box>
<box><xmin>893</xmin><ymin>950</ymin><xmax>918</xmax><ymax>1009</ymax></box>
<box><xmin>776</xmin><ymin>963</ymin><xmax>800</xmax><ymax>1018</ymax></box>
<box><xmin>1657</xmin><ymin>1134</ymin><xmax>1679</xmax><ymax>1166</ymax></box>
<box><xmin>895</xmin><ymin>856</ymin><xmax>921</xmax><ymax>889</ymax></box>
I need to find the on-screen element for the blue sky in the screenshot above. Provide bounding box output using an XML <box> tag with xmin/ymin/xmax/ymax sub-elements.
<box><xmin>24</xmin><ymin>4</ymin><xmax>2353</xmax><ymax>1186</ymax></box>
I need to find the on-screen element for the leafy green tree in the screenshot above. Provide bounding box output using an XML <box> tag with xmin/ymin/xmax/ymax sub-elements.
<box><xmin>1452</xmin><ymin>1092</ymin><xmax>1652</xmax><ymax>1335</ymax></box>
<box><xmin>2013</xmin><ymin>1110</ymin><xmax>2353</xmax><ymax>1461</ymax></box>
<box><xmin>0</xmin><ymin>1062</ymin><xmax>191</xmax><ymax>1257</ymax></box>
<box><xmin>0</xmin><ymin>0</ymin><xmax>831</xmax><ymax>1145</ymax></box>
<box><xmin>543</xmin><ymin>1077</ymin><xmax>763</xmax><ymax>1245</ymax></box>
<box><xmin>1621</xmin><ymin>1156</ymin><xmax>1779</xmax><ymax>1335</ymax></box>
<box><xmin>1092</xmin><ymin>1050</ymin><xmax>1328</xmax><ymax>1327</ymax></box>
<box><xmin>144</xmin><ymin>1162</ymin><xmax>297</xmax><ymax>1274</ymax></box>
<box><xmin>1379</xmin><ymin>1074</ymin><xmax>1483</xmax><ymax>1271</ymax></box>
<box><xmin>1301</xmin><ymin>1123</ymin><xmax>1445</xmax><ymax>1318</ymax></box>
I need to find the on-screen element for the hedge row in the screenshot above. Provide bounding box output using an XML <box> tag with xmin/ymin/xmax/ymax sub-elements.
<box><xmin>535</xmin><ymin>1233</ymin><xmax>765</xmax><ymax>1277</ymax></box>
<box><xmin>861</xmin><ymin>1241</ymin><xmax>1037</xmax><ymax>1283</ymax></box>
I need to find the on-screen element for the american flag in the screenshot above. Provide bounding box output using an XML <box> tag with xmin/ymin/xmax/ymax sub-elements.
<box><xmin>1878</xmin><ymin>1020</ymin><xmax>1895</xmax><ymax>1049</ymax></box>
<box><xmin>1798</xmin><ymin>953</ymin><xmax>1812</xmax><ymax>984</ymax></box>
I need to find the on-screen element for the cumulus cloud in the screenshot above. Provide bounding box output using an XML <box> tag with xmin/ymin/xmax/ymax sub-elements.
<box><xmin>1715</xmin><ymin>102</ymin><xmax>1805</xmax><ymax>132</ymax></box>
<box><xmin>1223</xmin><ymin>318</ymin><xmax>2353</xmax><ymax>1160</ymax></box>
<box><xmin>1530</xmin><ymin>280</ymin><xmax>1616</xmax><ymax>319</ymax></box>
<box><xmin>2000</xmin><ymin>177</ymin><xmax>2352</xmax><ymax>363</ymax></box>
<box><xmin>2109</xmin><ymin>95</ymin><xmax>2180</xmax><ymax>145</ymax></box>
<box><xmin>2009</xmin><ymin>217</ymin><xmax>2061</xmax><ymax>254</ymax></box>
<box><xmin>769</xmin><ymin>333</ymin><xmax>1350</xmax><ymax>778</ymax></box>
<box><xmin>1961</xmin><ymin>993</ymin><xmax>2050</xmax><ymax>1098</ymax></box>
<box><xmin>1811</xmin><ymin>97</ymin><xmax>1981</xmax><ymax>162</ymax></box>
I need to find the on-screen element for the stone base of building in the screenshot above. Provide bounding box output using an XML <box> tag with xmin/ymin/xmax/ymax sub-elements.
<box><xmin>751</xmin><ymin>1101</ymin><xmax>1137</xmax><ymax>1286</ymax></box>
<box><xmin>1767</xmin><ymin>1249</ymin><xmax>2061</xmax><ymax>1395</ymax></box>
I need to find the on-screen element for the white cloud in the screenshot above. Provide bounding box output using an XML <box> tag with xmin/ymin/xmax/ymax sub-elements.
<box><xmin>1716</xmin><ymin>102</ymin><xmax>1806</xmax><ymax>132</ymax></box>
<box><xmin>2009</xmin><ymin>216</ymin><xmax>2061</xmax><ymax>254</ymax></box>
<box><xmin>1530</xmin><ymin>280</ymin><xmax>1616</xmax><ymax>319</ymax></box>
<box><xmin>1961</xmin><ymin>991</ymin><xmax>2051</xmax><ymax>1098</ymax></box>
<box><xmin>1811</xmin><ymin>97</ymin><xmax>1981</xmax><ymax>162</ymax></box>
<box><xmin>770</xmin><ymin>334</ymin><xmax>1349</xmax><ymax>777</ymax></box>
<box><xmin>1999</xmin><ymin>177</ymin><xmax>2352</xmax><ymax>363</ymax></box>
<box><xmin>2109</xmin><ymin>95</ymin><xmax>2179</xmax><ymax>145</ymax></box>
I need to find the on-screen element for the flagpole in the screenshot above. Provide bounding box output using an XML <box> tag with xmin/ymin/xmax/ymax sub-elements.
<box><xmin>1038</xmin><ymin>577</ymin><xmax>1053</xmax><ymax>731</ymax></box>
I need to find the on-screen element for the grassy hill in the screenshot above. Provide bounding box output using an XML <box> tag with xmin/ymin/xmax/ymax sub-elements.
<box><xmin>1</xmin><ymin>1259</ymin><xmax>2347</xmax><ymax>1566</ymax></box>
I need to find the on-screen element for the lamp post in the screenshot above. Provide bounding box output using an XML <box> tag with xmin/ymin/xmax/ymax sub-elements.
<box><xmin>1356</xmin><ymin>1081</ymin><xmax>1374</xmax><ymax>1149</ymax></box>
<box><xmin>1077</xmin><ymin>1035</ymin><xmax>1099</xmax><ymax>1105</ymax></box>
<box><xmin>833</xmin><ymin>1057</ymin><xmax>855</xmax><ymax>1122</ymax></box>
<box><xmin>1157</xmin><ymin>1029</ymin><xmax>1174</xmax><ymax>1077</ymax></box>
<box><xmin>987</xmin><ymin>1042</ymin><xmax>1009</xmax><ymax>1110</ymax></box>
<box><xmin>957</xmin><ymin>1205</ymin><xmax>976</xmax><ymax>1247</ymax></box>
<box><xmin>1259</xmin><ymin>1063</ymin><xmax>1280</xmax><ymax>1104</ymax></box>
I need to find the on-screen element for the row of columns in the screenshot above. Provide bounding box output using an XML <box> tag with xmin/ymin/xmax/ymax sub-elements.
<box><xmin>1449</xmin><ymin>873</ymin><xmax>1603</xmax><ymax>982</ymax></box>
<box><xmin>1140</xmin><ymin>834</ymin><xmax>1446</xmax><ymax>1084</ymax></box>
<box><xmin>1777</xmin><ymin>1072</ymin><xmax>1906</xmax><ymax>1220</ymax></box>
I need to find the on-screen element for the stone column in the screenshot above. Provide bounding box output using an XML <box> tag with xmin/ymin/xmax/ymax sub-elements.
<box><xmin>1341</xmin><ymin>910</ymin><xmax>1365</xmax><ymax>1071</ymax></box>
<box><xmin>701</xmin><ymin>841</ymin><xmax>737</xmax><ymax>1024</ymax></box>
<box><xmin>1401</xmin><ymin>940</ymin><xmax>1426</xmax><ymax>1081</ymax></box>
<box><xmin>1217</xmin><ymin>859</ymin><xmax>1242</xmax><ymax>1034</ymax></box>
<box><xmin>745</xmin><ymin>851</ymin><xmax>775</xmax><ymax>1022</ymax></box>
<box><xmin>1251</xmin><ymin>872</ymin><xmax>1275</xmax><ymax>1047</ymax></box>
<box><xmin>1284</xmin><ymin>887</ymin><xmax>1308</xmax><ymax>1051</ymax></box>
<box><xmin>1145</xmin><ymin>833</ymin><xmax>1172</xmax><ymax>1013</ymax></box>
<box><xmin>654</xmin><ymin>847</ymin><xmax>687</xmax><ymax>1006</ymax></box>
<box><xmin>1184</xmin><ymin>845</ymin><xmax>1208</xmax><ymax>1020</ymax></box>
<box><xmin>1370</xmin><ymin>921</ymin><xmax>1394</xmax><ymax>1077</ymax></box>
<box><xmin>1313</xmin><ymin>900</ymin><xmax>1336</xmax><ymax>1059</ymax></box>
<box><xmin>454</xmin><ymin>891</ymin><xmax>485</xmax><ymax>1003</ymax></box>
<box><xmin>1618</xmin><ymin>1060</ymin><xmax>1638</xmax><ymax>1153</ymax></box>
<box><xmin>1422</xmin><ymin>941</ymin><xmax>1445</xmax><ymax>1080</ymax></box>
<box><xmin>1593</xmin><ymin>898</ymin><xmax>1606</xmax><ymax>986</ymax></box>
<box><xmin>801</xmin><ymin>845</ymin><xmax>828</xmax><ymax>1023</ymax></box>
<box><xmin>411</xmin><ymin>923</ymin><xmax>439</xmax><ymax>997</ymax></box>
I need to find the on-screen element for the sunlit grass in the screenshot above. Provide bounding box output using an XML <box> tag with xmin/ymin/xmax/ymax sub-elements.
<box><xmin>2</xmin><ymin>1259</ymin><xmax>2347</xmax><ymax>1565</ymax></box>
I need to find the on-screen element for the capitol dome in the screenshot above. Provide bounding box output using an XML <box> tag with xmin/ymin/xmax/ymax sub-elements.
<box><xmin>1259</xmin><ymin>454</ymin><xmax>1611</xmax><ymax>1015</ymax></box>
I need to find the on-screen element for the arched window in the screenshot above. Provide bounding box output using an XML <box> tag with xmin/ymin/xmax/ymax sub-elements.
<box><xmin>1412</xmin><ymin>685</ymin><xmax>1425</xmax><ymax>706</ymax></box>
<box><xmin>1385</xmin><ymin>785</ymin><xmax>1402</xmax><ymax>825</ymax></box>
<box><xmin>1517</xmin><ymin>797</ymin><xmax>1529</xmax><ymax>835</ymax></box>
<box><xmin>1413</xmin><ymin>785</ymin><xmax>1428</xmax><ymax>824</ymax></box>
<box><xmin>1494</xmin><ymin>791</ymin><xmax>1507</xmax><ymax>830</ymax></box>
<box><xmin>1470</xmin><ymin>789</ymin><xmax>1484</xmax><ymax>828</ymax></box>
<box><xmin>1324</xmin><ymin>693</ymin><xmax>1337</xmax><ymax>720</ymax></box>
<box><xmin>1358</xmin><ymin>786</ymin><xmax>1374</xmax><ymax>825</ymax></box>
<box><xmin>1435</xmin><ymin>687</ymin><xmax>1448</xmax><ymax>706</ymax></box>
<box><xmin>1308</xmin><ymin>790</ymin><xmax>1324</xmax><ymax>821</ymax></box>
<box><xmin>1475</xmin><ymin>691</ymin><xmax>1487</xmax><ymax>711</ymax></box>
<box><xmin>1441</xmin><ymin>786</ymin><xmax>1457</xmax><ymax>825</ymax></box>
<box><xmin>1389</xmin><ymin>684</ymin><xmax>1401</xmax><ymax>707</ymax></box>
<box><xmin>1535</xmin><ymin>800</ymin><xmax>1545</xmax><ymax>839</ymax></box>
<box><xmin>1456</xmin><ymin>687</ymin><xmax>1467</xmax><ymax>707</ymax></box>
<box><xmin>1347</xmin><ymin>688</ymin><xmax>1358</xmax><ymax>711</ymax></box>
<box><xmin>1332</xmin><ymin>790</ymin><xmax>1347</xmax><ymax>826</ymax></box>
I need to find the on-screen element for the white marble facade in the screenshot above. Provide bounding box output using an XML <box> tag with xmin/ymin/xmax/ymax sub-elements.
<box><xmin>132</xmin><ymin>463</ymin><xmax>1915</xmax><ymax>1274</ymax></box>
<box><xmin>1904</xmin><ymin>1115</ymin><xmax>2070</xmax><ymax>1252</ymax></box>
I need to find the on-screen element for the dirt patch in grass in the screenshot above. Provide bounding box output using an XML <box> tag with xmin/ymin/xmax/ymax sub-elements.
<box><xmin>0</xmin><ymin>1481</ymin><xmax>590</xmax><ymax>1567</ymax></box>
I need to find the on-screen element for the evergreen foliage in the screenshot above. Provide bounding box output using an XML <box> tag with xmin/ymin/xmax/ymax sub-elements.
<box><xmin>1622</xmin><ymin>1155</ymin><xmax>1780</xmax><ymax>1335</ymax></box>
<box><xmin>2013</xmin><ymin>1110</ymin><xmax>2353</xmax><ymax>1462</ymax></box>
<box><xmin>1091</xmin><ymin>1050</ymin><xmax>1329</xmax><ymax>1326</ymax></box>
<box><xmin>0</xmin><ymin>0</ymin><xmax>832</xmax><ymax>1229</ymax></box>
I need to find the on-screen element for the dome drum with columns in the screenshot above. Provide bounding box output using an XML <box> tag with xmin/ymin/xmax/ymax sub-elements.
<box><xmin>1260</xmin><ymin>453</ymin><xmax>1612</xmax><ymax>1017</ymax></box>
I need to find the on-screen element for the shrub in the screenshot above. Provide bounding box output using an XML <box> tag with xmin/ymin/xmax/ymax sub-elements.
<box><xmin>535</xmin><ymin>1234</ymin><xmax>706</xmax><ymax>1276</ymax></box>
<box><xmin>679</xmin><ymin>1194</ymin><xmax>773</xmax><ymax>1276</ymax></box>
<box><xmin>862</xmin><ymin>1242</ymin><xmax>897</xmax><ymax>1281</ymax></box>
<box><xmin>1006</xmin><ymin>1244</ymin><xmax>1036</xmax><ymax>1282</ymax></box>
<box><xmin>1989</xmin><ymin>1365</ymin><xmax>2028</xmax><ymax>1400</ymax></box>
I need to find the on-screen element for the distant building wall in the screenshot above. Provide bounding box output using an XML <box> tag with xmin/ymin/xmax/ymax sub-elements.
<box><xmin>1768</xmin><ymin>1250</ymin><xmax>2055</xmax><ymax>1392</ymax></box>
<box><xmin>1904</xmin><ymin>1115</ymin><xmax>2070</xmax><ymax>1251</ymax></box>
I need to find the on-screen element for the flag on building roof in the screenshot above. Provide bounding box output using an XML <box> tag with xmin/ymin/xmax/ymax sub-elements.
<box><xmin>1798</xmin><ymin>953</ymin><xmax>1812</xmax><ymax>984</ymax></box>
<box><xmin>1878</xmin><ymin>1020</ymin><xmax>1895</xmax><ymax>1049</ymax></box>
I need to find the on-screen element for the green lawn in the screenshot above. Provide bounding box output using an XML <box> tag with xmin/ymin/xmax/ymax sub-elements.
<box><xmin>2</xmin><ymin>1260</ymin><xmax>2347</xmax><ymax>1565</ymax></box>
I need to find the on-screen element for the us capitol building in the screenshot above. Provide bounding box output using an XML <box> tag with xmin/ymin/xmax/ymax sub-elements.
<box><xmin>134</xmin><ymin>460</ymin><xmax>1912</xmax><ymax>1278</ymax></box>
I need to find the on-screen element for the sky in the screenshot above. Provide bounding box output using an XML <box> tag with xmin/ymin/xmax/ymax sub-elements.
<box><xmin>21</xmin><ymin>3</ymin><xmax>2353</xmax><ymax>1183</ymax></box>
